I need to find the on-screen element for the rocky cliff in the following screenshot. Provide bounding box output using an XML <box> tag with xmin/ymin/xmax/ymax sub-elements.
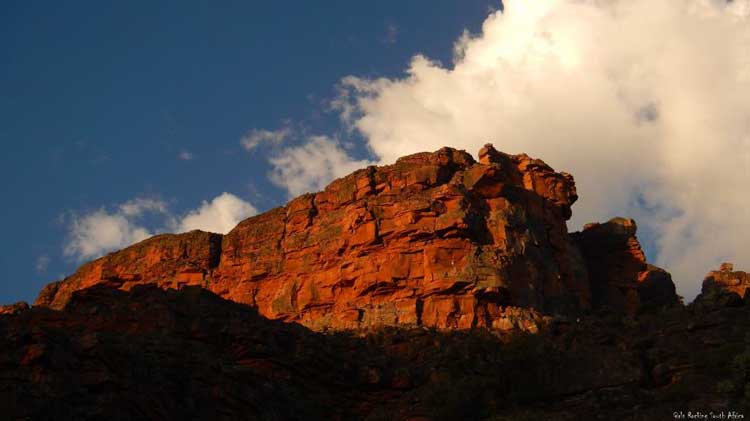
<box><xmin>701</xmin><ymin>263</ymin><xmax>750</xmax><ymax>299</ymax></box>
<box><xmin>693</xmin><ymin>263</ymin><xmax>750</xmax><ymax>308</ymax></box>
<box><xmin>7</xmin><ymin>145</ymin><xmax>750</xmax><ymax>420</ymax></box>
<box><xmin>34</xmin><ymin>144</ymin><xmax>677</xmax><ymax>331</ymax></box>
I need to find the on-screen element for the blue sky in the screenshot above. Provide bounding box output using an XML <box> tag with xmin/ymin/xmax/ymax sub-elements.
<box><xmin>0</xmin><ymin>1</ymin><xmax>497</xmax><ymax>303</ymax></box>
<box><xmin>4</xmin><ymin>1</ymin><xmax>750</xmax><ymax>304</ymax></box>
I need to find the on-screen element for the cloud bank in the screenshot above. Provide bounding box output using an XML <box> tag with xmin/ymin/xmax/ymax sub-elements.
<box><xmin>271</xmin><ymin>0</ymin><xmax>750</xmax><ymax>299</ymax></box>
<box><xmin>64</xmin><ymin>193</ymin><xmax>257</xmax><ymax>261</ymax></box>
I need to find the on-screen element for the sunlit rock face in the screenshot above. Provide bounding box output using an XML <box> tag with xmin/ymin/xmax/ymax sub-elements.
<box><xmin>704</xmin><ymin>263</ymin><xmax>750</xmax><ymax>297</ymax></box>
<box><xmin>0</xmin><ymin>301</ymin><xmax>29</xmax><ymax>315</ymax></box>
<box><xmin>35</xmin><ymin>144</ymin><xmax>678</xmax><ymax>331</ymax></box>
<box><xmin>35</xmin><ymin>230</ymin><xmax>223</xmax><ymax>310</ymax></box>
<box><xmin>693</xmin><ymin>263</ymin><xmax>750</xmax><ymax>307</ymax></box>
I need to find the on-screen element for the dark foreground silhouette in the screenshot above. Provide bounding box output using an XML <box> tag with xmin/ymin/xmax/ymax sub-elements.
<box><xmin>2</xmin><ymin>283</ymin><xmax>750</xmax><ymax>420</ymax></box>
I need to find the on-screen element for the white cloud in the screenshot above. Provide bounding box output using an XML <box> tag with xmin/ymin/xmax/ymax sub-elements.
<box><xmin>35</xmin><ymin>255</ymin><xmax>50</xmax><ymax>273</ymax></box>
<box><xmin>268</xmin><ymin>136</ymin><xmax>374</xmax><ymax>197</ymax></box>
<box><xmin>296</xmin><ymin>0</ymin><xmax>750</xmax><ymax>300</ymax></box>
<box><xmin>64</xmin><ymin>208</ymin><xmax>154</xmax><ymax>260</ymax></box>
<box><xmin>240</xmin><ymin>127</ymin><xmax>292</xmax><ymax>151</ymax></box>
<box><xmin>118</xmin><ymin>198</ymin><xmax>168</xmax><ymax>217</ymax></box>
<box><xmin>64</xmin><ymin>198</ymin><xmax>170</xmax><ymax>260</ymax></box>
<box><xmin>178</xmin><ymin>150</ymin><xmax>194</xmax><ymax>161</ymax></box>
<box><xmin>176</xmin><ymin>192</ymin><xmax>258</xmax><ymax>234</ymax></box>
<box><xmin>64</xmin><ymin>194</ymin><xmax>257</xmax><ymax>260</ymax></box>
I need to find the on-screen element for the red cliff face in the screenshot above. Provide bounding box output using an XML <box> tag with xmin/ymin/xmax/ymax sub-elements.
<box><xmin>696</xmin><ymin>263</ymin><xmax>750</xmax><ymax>306</ymax></box>
<box><xmin>35</xmin><ymin>230</ymin><xmax>222</xmax><ymax>309</ymax></box>
<box><xmin>34</xmin><ymin>145</ymin><xmax>677</xmax><ymax>330</ymax></box>
<box><xmin>570</xmin><ymin>218</ymin><xmax>679</xmax><ymax>314</ymax></box>
<box><xmin>0</xmin><ymin>302</ymin><xmax>29</xmax><ymax>315</ymax></box>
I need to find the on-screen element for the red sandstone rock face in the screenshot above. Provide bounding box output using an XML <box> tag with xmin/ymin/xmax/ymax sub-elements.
<box><xmin>570</xmin><ymin>218</ymin><xmax>679</xmax><ymax>314</ymax></box>
<box><xmin>700</xmin><ymin>263</ymin><xmax>750</xmax><ymax>300</ymax></box>
<box><xmin>0</xmin><ymin>302</ymin><xmax>29</xmax><ymax>315</ymax></box>
<box><xmin>212</xmin><ymin>145</ymin><xmax>588</xmax><ymax>331</ymax></box>
<box><xmin>35</xmin><ymin>230</ymin><xmax>222</xmax><ymax>309</ymax></box>
<box><xmin>34</xmin><ymin>145</ymin><xmax>677</xmax><ymax>330</ymax></box>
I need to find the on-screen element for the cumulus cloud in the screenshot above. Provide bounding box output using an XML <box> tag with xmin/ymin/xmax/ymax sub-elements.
<box><xmin>241</xmin><ymin>127</ymin><xmax>292</xmax><ymax>151</ymax></box>
<box><xmin>276</xmin><ymin>0</ymin><xmax>750</xmax><ymax>300</ymax></box>
<box><xmin>238</xmin><ymin>125</ymin><xmax>374</xmax><ymax>197</ymax></box>
<box><xmin>176</xmin><ymin>192</ymin><xmax>258</xmax><ymax>234</ymax></box>
<box><xmin>268</xmin><ymin>136</ymin><xmax>374</xmax><ymax>197</ymax></box>
<box><xmin>64</xmin><ymin>194</ymin><xmax>256</xmax><ymax>261</ymax></box>
<box><xmin>64</xmin><ymin>208</ymin><xmax>155</xmax><ymax>260</ymax></box>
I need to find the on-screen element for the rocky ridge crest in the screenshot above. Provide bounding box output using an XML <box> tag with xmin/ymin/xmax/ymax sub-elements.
<box><xmin>34</xmin><ymin>145</ymin><xmax>677</xmax><ymax>331</ymax></box>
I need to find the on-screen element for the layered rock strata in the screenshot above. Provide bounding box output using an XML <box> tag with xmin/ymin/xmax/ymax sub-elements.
<box><xmin>35</xmin><ymin>145</ymin><xmax>677</xmax><ymax>330</ymax></box>
<box><xmin>694</xmin><ymin>263</ymin><xmax>750</xmax><ymax>306</ymax></box>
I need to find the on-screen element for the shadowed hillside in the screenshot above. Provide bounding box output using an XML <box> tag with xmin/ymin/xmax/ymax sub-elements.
<box><xmin>2</xmin><ymin>282</ymin><xmax>750</xmax><ymax>420</ymax></box>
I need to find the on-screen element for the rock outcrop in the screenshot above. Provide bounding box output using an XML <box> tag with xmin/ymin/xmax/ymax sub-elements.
<box><xmin>571</xmin><ymin>218</ymin><xmax>679</xmax><ymax>314</ymax></box>
<box><xmin>34</xmin><ymin>145</ymin><xmax>677</xmax><ymax>330</ymax></box>
<box><xmin>694</xmin><ymin>263</ymin><xmax>750</xmax><ymax>307</ymax></box>
<box><xmin>36</xmin><ymin>230</ymin><xmax>222</xmax><ymax>310</ymax></box>
<box><xmin>0</xmin><ymin>301</ymin><xmax>29</xmax><ymax>315</ymax></box>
